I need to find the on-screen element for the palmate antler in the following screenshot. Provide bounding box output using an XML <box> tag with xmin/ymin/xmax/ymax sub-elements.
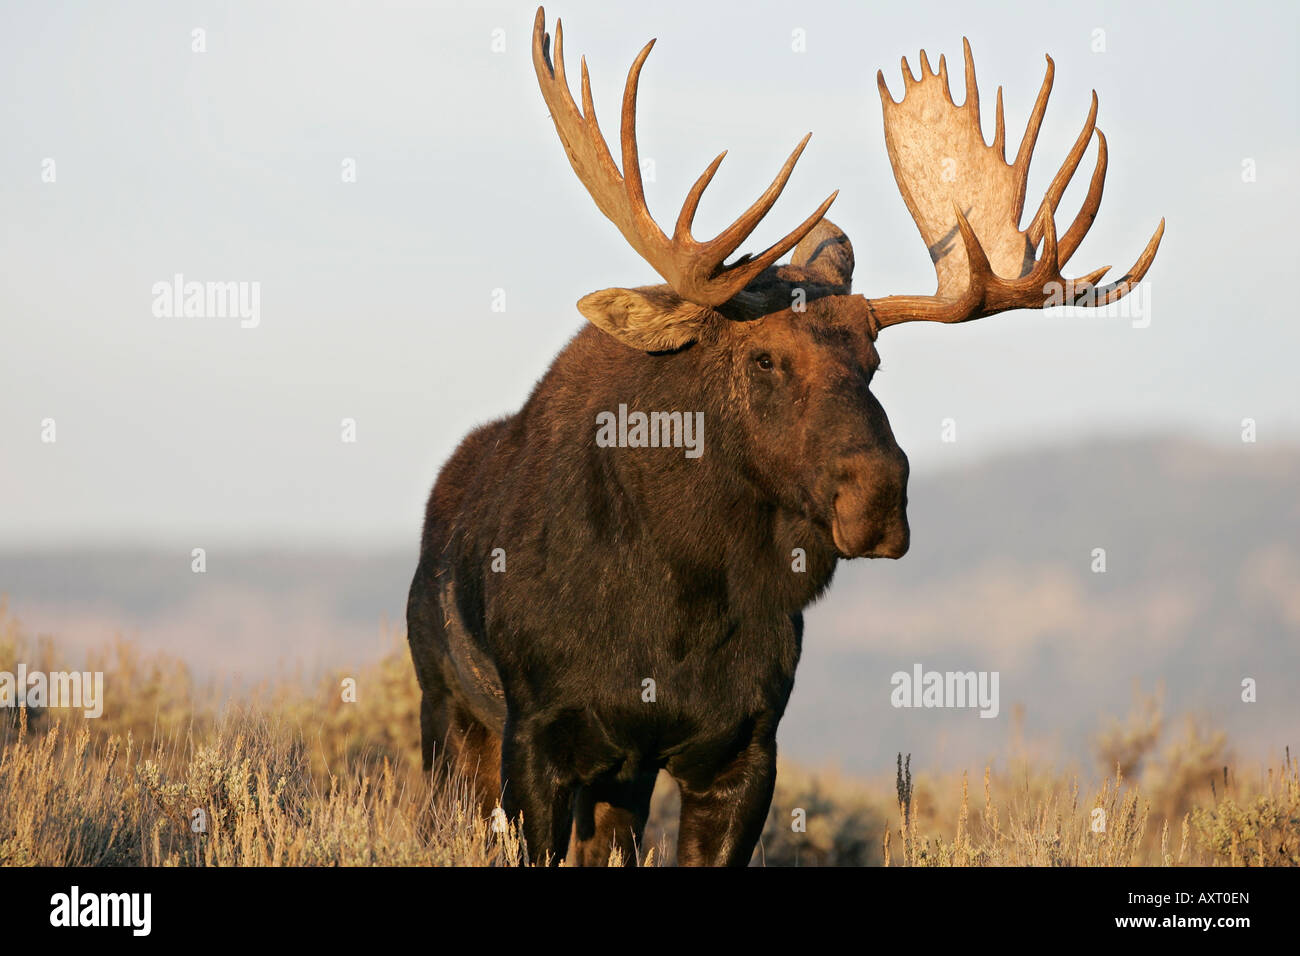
<box><xmin>531</xmin><ymin>7</ymin><xmax>837</xmax><ymax>307</ymax></box>
<box><xmin>865</xmin><ymin>39</ymin><xmax>1164</xmax><ymax>332</ymax></box>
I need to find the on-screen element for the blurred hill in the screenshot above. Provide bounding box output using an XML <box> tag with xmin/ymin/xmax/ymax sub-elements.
<box><xmin>1</xmin><ymin>434</ymin><xmax>1295</xmax><ymax>773</ymax></box>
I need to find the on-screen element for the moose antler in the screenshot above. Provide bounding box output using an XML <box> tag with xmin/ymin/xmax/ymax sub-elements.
<box><xmin>532</xmin><ymin>7</ymin><xmax>837</xmax><ymax>307</ymax></box>
<box><xmin>866</xmin><ymin>39</ymin><xmax>1163</xmax><ymax>331</ymax></box>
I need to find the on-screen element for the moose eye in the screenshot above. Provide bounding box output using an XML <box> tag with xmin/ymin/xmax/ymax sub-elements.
<box><xmin>755</xmin><ymin>353</ymin><xmax>774</xmax><ymax>371</ymax></box>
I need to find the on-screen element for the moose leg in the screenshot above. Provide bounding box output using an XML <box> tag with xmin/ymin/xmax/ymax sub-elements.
<box><xmin>437</xmin><ymin>697</ymin><xmax>503</xmax><ymax>817</ymax></box>
<box><xmin>569</xmin><ymin>770</ymin><xmax>658</xmax><ymax>866</ymax></box>
<box><xmin>418</xmin><ymin>692</ymin><xmax>437</xmax><ymax>772</ymax></box>
<box><xmin>672</xmin><ymin>739</ymin><xmax>777</xmax><ymax>867</ymax></box>
<box><xmin>500</xmin><ymin>725</ymin><xmax>573</xmax><ymax>865</ymax></box>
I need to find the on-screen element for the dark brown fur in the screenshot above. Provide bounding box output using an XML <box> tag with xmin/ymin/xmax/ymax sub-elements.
<box><xmin>407</xmin><ymin>224</ymin><xmax>910</xmax><ymax>865</ymax></box>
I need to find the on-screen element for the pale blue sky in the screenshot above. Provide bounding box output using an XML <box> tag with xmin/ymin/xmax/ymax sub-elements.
<box><xmin>1</xmin><ymin>0</ymin><xmax>1296</xmax><ymax>547</ymax></box>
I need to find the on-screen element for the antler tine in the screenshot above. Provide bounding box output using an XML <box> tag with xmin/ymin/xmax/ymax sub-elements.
<box><xmin>578</xmin><ymin>60</ymin><xmax>623</xmax><ymax>189</ymax></box>
<box><xmin>1027</xmin><ymin>91</ymin><xmax>1098</xmax><ymax>246</ymax></box>
<box><xmin>961</xmin><ymin>38</ymin><xmax>980</xmax><ymax>125</ymax></box>
<box><xmin>937</xmin><ymin>55</ymin><xmax>951</xmax><ymax>99</ymax></box>
<box><xmin>1011</xmin><ymin>55</ymin><xmax>1054</xmax><ymax>224</ymax></box>
<box><xmin>1093</xmin><ymin>218</ymin><xmax>1165</xmax><ymax>305</ymax></box>
<box><xmin>1058</xmin><ymin>129</ymin><xmax>1108</xmax><ymax>265</ymax></box>
<box><xmin>674</xmin><ymin>150</ymin><xmax>729</xmax><ymax>242</ymax></box>
<box><xmin>532</xmin><ymin>6</ymin><xmax>835</xmax><ymax>307</ymax></box>
<box><xmin>953</xmin><ymin>203</ymin><xmax>995</xmax><ymax>288</ymax></box>
<box><xmin>619</xmin><ymin>38</ymin><xmax>663</xmax><ymax>243</ymax></box>
<box><xmin>992</xmin><ymin>87</ymin><xmax>1006</xmax><ymax>159</ymax></box>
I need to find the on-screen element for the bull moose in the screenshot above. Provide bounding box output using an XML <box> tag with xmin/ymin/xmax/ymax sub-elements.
<box><xmin>406</xmin><ymin>7</ymin><xmax>1163</xmax><ymax>866</ymax></box>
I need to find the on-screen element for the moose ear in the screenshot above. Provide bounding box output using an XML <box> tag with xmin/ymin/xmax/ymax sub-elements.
<box><xmin>792</xmin><ymin>219</ymin><xmax>855</xmax><ymax>293</ymax></box>
<box><xmin>577</xmin><ymin>286</ymin><xmax>710</xmax><ymax>352</ymax></box>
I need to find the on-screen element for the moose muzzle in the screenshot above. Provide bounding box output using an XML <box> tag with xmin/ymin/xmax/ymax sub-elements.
<box><xmin>829</xmin><ymin>451</ymin><xmax>910</xmax><ymax>559</ymax></box>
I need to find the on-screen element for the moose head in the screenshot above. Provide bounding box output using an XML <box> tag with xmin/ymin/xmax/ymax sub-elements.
<box><xmin>532</xmin><ymin>8</ymin><xmax>1163</xmax><ymax>564</ymax></box>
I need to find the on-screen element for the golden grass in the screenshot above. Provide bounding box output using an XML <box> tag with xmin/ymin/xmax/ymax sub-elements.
<box><xmin>1</xmin><ymin>608</ymin><xmax>1294</xmax><ymax>866</ymax></box>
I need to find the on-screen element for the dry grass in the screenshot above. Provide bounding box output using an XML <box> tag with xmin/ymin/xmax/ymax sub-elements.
<box><xmin>1</xmin><ymin>609</ymin><xmax>1294</xmax><ymax>866</ymax></box>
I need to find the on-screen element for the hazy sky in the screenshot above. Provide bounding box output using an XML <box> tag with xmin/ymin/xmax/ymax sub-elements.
<box><xmin>2</xmin><ymin>0</ymin><xmax>1296</xmax><ymax>548</ymax></box>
